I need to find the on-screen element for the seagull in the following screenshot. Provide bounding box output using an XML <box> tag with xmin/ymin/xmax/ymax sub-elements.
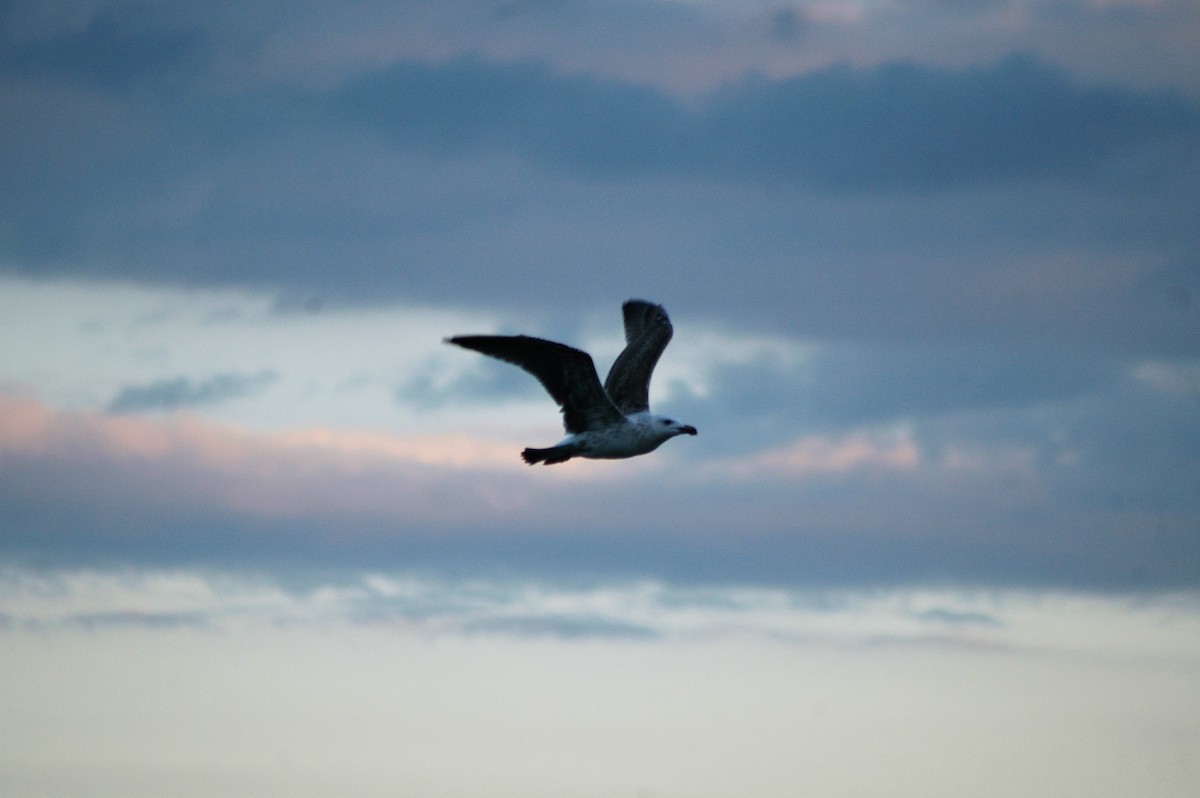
<box><xmin>445</xmin><ymin>299</ymin><xmax>698</xmax><ymax>465</ymax></box>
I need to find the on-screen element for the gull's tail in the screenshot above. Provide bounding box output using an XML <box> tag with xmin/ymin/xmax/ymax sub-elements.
<box><xmin>521</xmin><ymin>445</ymin><xmax>575</xmax><ymax>466</ymax></box>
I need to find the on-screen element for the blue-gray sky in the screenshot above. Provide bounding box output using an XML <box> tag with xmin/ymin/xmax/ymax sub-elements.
<box><xmin>3</xmin><ymin>0</ymin><xmax>1198</xmax><ymax>590</ymax></box>
<box><xmin>3</xmin><ymin>3</ymin><xmax>1200</xmax><ymax>795</ymax></box>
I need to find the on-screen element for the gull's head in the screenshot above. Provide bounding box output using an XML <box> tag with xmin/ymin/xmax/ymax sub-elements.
<box><xmin>657</xmin><ymin>417</ymin><xmax>698</xmax><ymax>438</ymax></box>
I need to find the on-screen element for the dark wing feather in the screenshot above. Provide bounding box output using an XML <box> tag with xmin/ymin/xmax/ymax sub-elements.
<box><xmin>603</xmin><ymin>300</ymin><xmax>673</xmax><ymax>414</ymax></box>
<box><xmin>445</xmin><ymin>335</ymin><xmax>625</xmax><ymax>434</ymax></box>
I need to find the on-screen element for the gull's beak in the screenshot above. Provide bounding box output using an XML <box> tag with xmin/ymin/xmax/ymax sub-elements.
<box><xmin>681</xmin><ymin>425</ymin><xmax>698</xmax><ymax>436</ymax></box>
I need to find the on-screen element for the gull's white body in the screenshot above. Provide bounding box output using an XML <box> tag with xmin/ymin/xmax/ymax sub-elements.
<box><xmin>546</xmin><ymin>411</ymin><xmax>696</xmax><ymax>461</ymax></box>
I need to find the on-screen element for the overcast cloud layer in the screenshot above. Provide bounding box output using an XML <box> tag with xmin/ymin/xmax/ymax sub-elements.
<box><xmin>3</xmin><ymin>2</ymin><xmax>1199</xmax><ymax>343</ymax></box>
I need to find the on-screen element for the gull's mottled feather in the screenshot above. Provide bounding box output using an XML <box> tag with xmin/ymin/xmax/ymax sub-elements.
<box><xmin>603</xmin><ymin>300</ymin><xmax>673</xmax><ymax>414</ymax></box>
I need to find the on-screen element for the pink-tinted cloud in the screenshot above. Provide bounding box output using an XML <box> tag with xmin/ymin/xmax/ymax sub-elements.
<box><xmin>712</xmin><ymin>428</ymin><xmax>922</xmax><ymax>480</ymax></box>
<box><xmin>0</xmin><ymin>394</ymin><xmax>535</xmax><ymax>523</ymax></box>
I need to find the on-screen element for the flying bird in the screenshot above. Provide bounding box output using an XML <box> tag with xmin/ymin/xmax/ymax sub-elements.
<box><xmin>445</xmin><ymin>299</ymin><xmax>698</xmax><ymax>465</ymax></box>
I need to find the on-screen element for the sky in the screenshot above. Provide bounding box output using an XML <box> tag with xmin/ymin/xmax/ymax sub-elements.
<box><xmin>2</xmin><ymin>1</ymin><xmax>1199</xmax><ymax>795</ymax></box>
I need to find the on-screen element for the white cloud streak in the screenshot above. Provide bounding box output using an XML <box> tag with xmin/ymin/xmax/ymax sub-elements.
<box><xmin>4</xmin><ymin>564</ymin><xmax>1199</xmax><ymax>656</ymax></box>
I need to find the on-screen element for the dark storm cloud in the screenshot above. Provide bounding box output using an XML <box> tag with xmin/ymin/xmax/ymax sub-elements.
<box><xmin>3</xmin><ymin>39</ymin><xmax>1195</xmax><ymax>218</ymax></box>
<box><xmin>332</xmin><ymin>54</ymin><xmax>1197</xmax><ymax>188</ymax></box>
<box><xmin>686</xmin><ymin>342</ymin><xmax>1118</xmax><ymax>434</ymax></box>
<box><xmin>0</xmin><ymin>3</ymin><xmax>207</xmax><ymax>89</ymax></box>
<box><xmin>332</xmin><ymin>57</ymin><xmax>686</xmax><ymax>174</ymax></box>
<box><xmin>106</xmin><ymin>370</ymin><xmax>278</xmax><ymax>413</ymax></box>
<box><xmin>3</xmin><ymin>33</ymin><xmax>1196</xmax><ymax>351</ymax></box>
<box><xmin>707</xmin><ymin>56</ymin><xmax>1197</xmax><ymax>188</ymax></box>
<box><xmin>1048</xmin><ymin>374</ymin><xmax>1200</xmax><ymax>515</ymax></box>
<box><xmin>667</xmin><ymin>343</ymin><xmax>1124</xmax><ymax>460</ymax></box>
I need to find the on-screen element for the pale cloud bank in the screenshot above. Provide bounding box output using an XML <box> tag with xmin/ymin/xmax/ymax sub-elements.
<box><xmin>3</xmin><ymin>566</ymin><xmax>1199</xmax><ymax>798</ymax></box>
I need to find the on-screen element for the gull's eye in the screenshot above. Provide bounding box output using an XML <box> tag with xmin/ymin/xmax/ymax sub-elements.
<box><xmin>660</xmin><ymin>419</ymin><xmax>671</xmax><ymax>426</ymax></box>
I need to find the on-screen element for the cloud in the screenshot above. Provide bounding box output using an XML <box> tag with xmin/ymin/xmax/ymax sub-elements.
<box><xmin>5</xmin><ymin>565</ymin><xmax>1199</xmax><ymax>657</ymax></box>
<box><xmin>397</xmin><ymin>351</ymin><xmax>547</xmax><ymax>409</ymax></box>
<box><xmin>724</xmin><ymin>56</ymin><xmax>1196</xmax><ymax>187</ymax></box>
<box><xmin>3</xmin><ymin>387</ymin><xmax>1198</xmax><ymax>590</ymax></box>
<box><xmin>460</xmin><ymin>614</ymin><xmax>659</xmax><ymax>640</ymax></box>
<box><xmin>676</xmin><ymin>341</ymin><xmax>1120</xmax><ymax>444</ymax></box>
<box><xmin>332</xmin><ymin>56</ymin><xmax>687</xmax><ymax>173</ymax></box>
<box><xmin>106</xmin><ymin>370</ymin><xmax>278</xmax><ymax>413</ymax></box>
<box><xmin>0</xmin><ymin>0</ymin><xmax>1197</xmax><ymax>591</ymax></box>
<box><xmin>715</xmin><ymin>428</ymin><xmax>922</xmax><ymax>479</ymax></box>
<box><xmin>331</xmin><ymin>54</ymin><xmax>1198</xmax><ymax>189</ymax></box>
<box><xmin>909</xmin><ymin>606</ymin><xmax>1001</xmax><ymax>628</ymax></box>
<box><xmin>0</xmin><ymin>3</ymin><xmax>207</xmax><ymax>89</ymax></box>
<box><xmin>1</xmin><ymin>2</ymin><xmax>1195</xmax><ymax>357</ymax></box>
<box><xmin>2</xmin><ymin>38</ymin><xmax>1194</xmax><ymax>359</ymax></box>
<box><xmin>0</xmin><ymin>394</ymin><xmax>532</xmax><ymax>534</ymax></box>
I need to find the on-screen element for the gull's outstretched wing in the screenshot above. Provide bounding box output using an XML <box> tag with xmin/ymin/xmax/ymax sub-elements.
<box><xmin>446</xmin><ymin>335</ymin><xmax>625</xmax><ymax>434</ymax></box>
<box><xmin>603</xmin><ymin>300</ymin><xmax>673</xmax><ymax>414</ymax></box>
